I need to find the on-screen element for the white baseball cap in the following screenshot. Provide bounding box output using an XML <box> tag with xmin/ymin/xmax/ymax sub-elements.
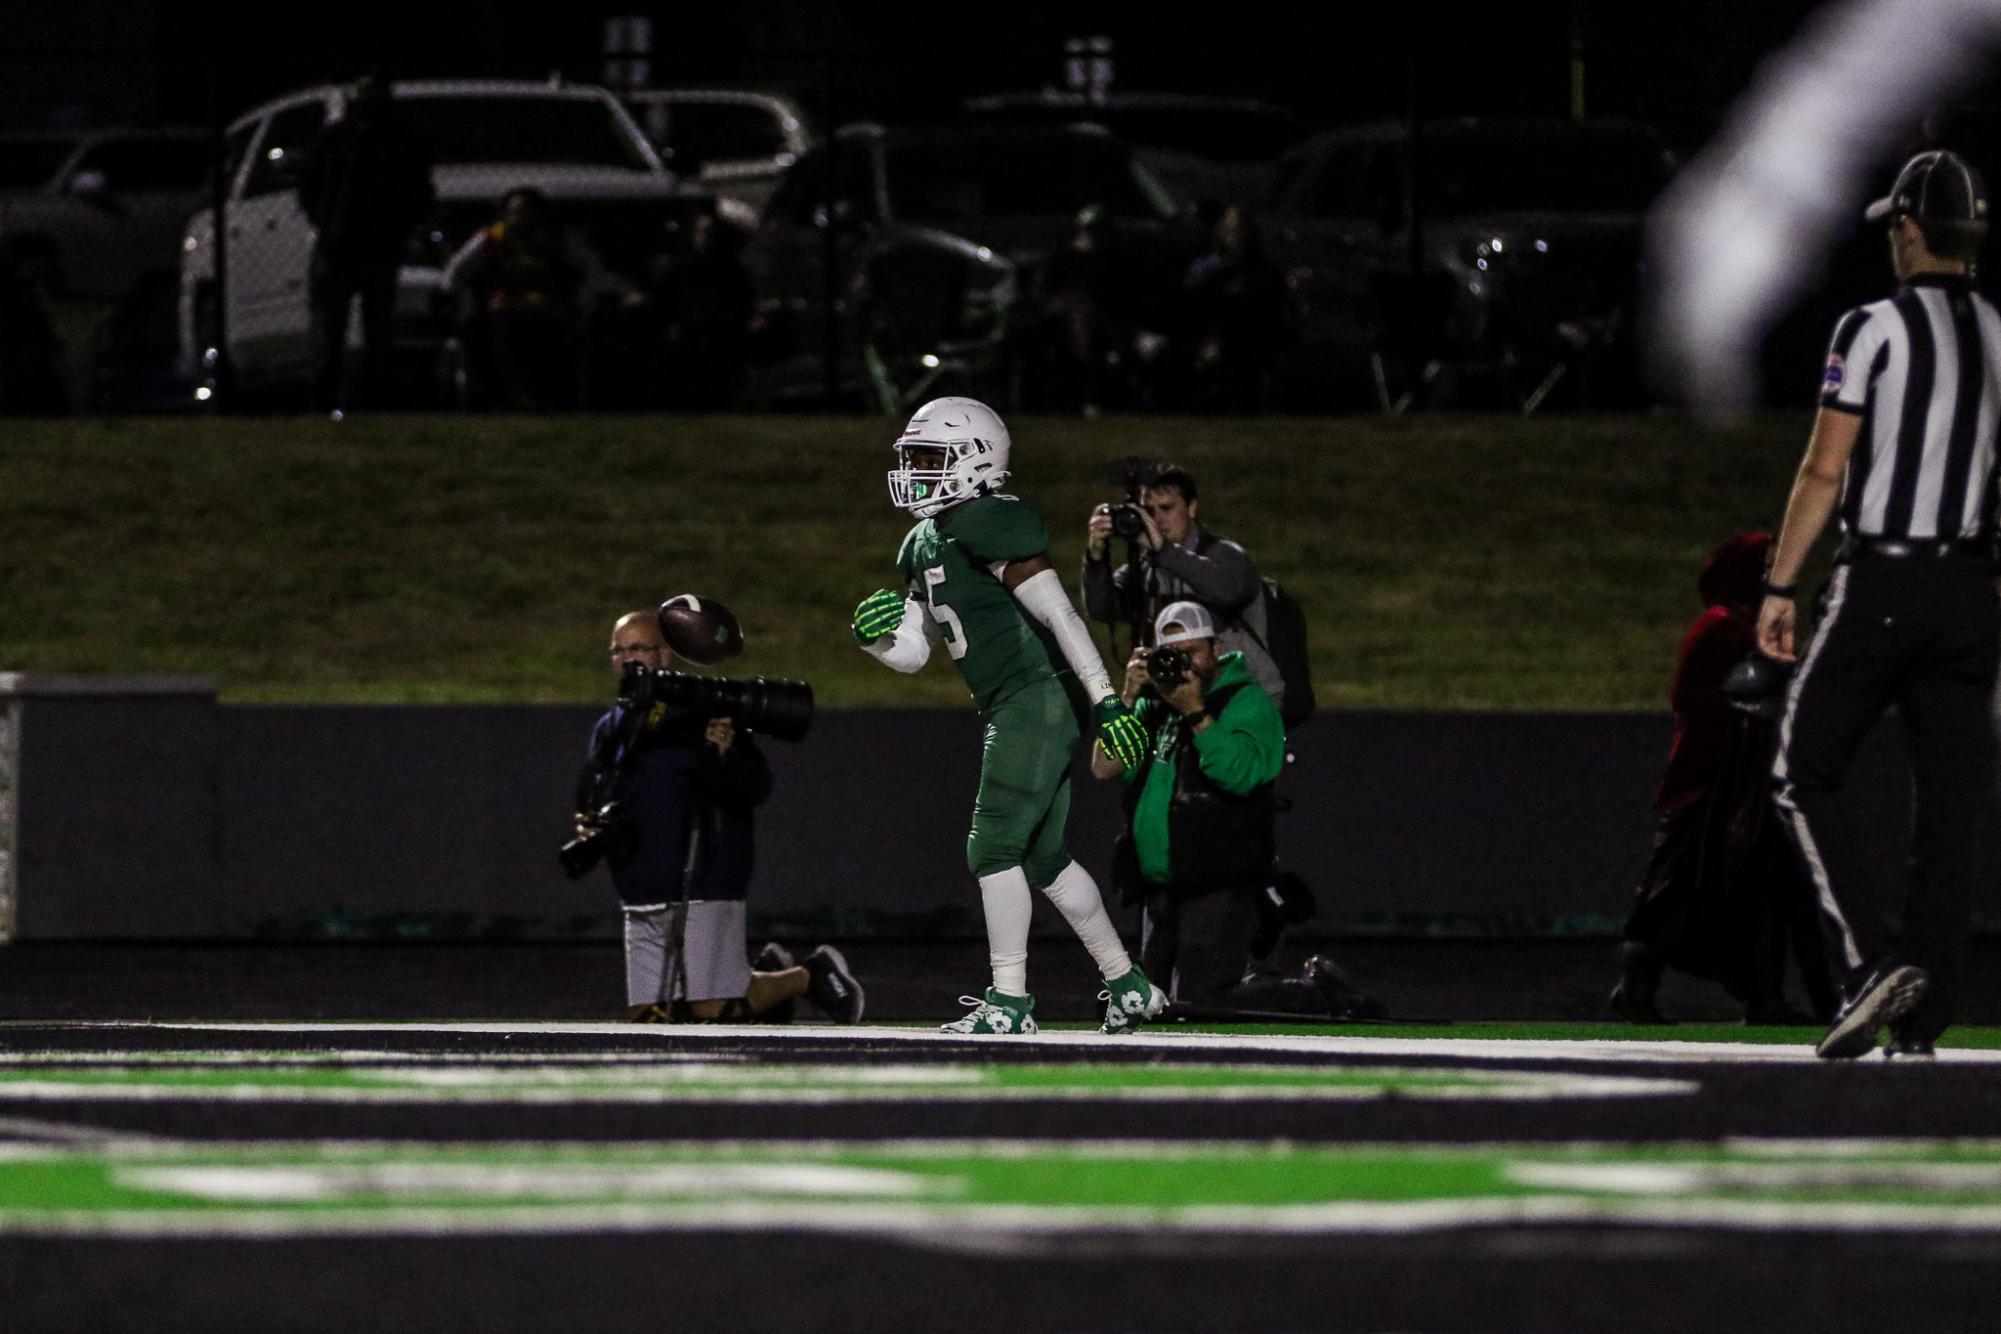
<box><xmin>1153</xmin><ymin>600</ymin><xmax>1216</xmax><ymax>646</ymax></box>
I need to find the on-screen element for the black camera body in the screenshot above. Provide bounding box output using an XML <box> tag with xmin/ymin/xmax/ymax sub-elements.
<box><xmin>1146</xmin><ymin>644</ymin><xmax>1191</xmax><ymax>687</ymax></box>
<box><xmin>559</xmin><ymin>800</ymin><xmax>637</xmax><ymax>880</ymax></box>
<box><xmin>1108</xmin><ymin>503</ymin><xmax>1148</xmax><ymax>540</ymax></box>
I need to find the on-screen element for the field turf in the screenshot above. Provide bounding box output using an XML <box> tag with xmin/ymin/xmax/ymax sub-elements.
<box><xmin>2</xmin><ymin>1017</ymin><xmax>1998</xmax><ymax>1333</ymax></box>
<box><xmin>0</xmin><ymin>412</ymin><xmax>1815</xmax><ymax>708</ymax></box>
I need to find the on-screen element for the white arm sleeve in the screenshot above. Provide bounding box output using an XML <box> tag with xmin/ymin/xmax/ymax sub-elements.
<box><xmin>1010</xmin><ymin>568</ymin><xmax>1115</xmax><ymax>704</ymax></box>
<box><xmin>862</xmin><ymin>598</ymin><xmax>938</xmax><ymax>674</ymax></box>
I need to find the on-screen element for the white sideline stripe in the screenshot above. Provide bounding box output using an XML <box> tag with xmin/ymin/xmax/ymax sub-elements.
<box><xmin>0</xmin><ymin>1070</ymin><xmax>1699</xmax><ymax>1105</ymax></box>
<box><xmin>9</xmin><ymin>1133</ymin><xmax>2001</xmax><ymax>1159</ymax></box>
<box><xmin>12</xmin><ymin>1195</ymin><xmax>2001</xmax><ymax>1242</ymax></box>
<box><xmin>60</xmin><ymin>1022</ymin><xmax>2001</xmax><ymax>1065</ymax></box>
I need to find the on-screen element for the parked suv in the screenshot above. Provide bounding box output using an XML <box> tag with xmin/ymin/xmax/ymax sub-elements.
<box><xmin>624</xmin><ymin>89</ymin><xmax>813</xmax><ymax>226</ymax></box>
<box><xmin>1264</xmin><ymin>117</ymin><xmax>1677</xmax><ymax>411</ymax></box>
<box><xmin>0</xmin><ymin>127</ymin><xmax>208</xmax><ymax>300</ymax></box>
<box><xmin>742</xmin><ymin>121</ymin><xmax>1189</xmax><ymax>409</ymax></box>
<box><xmin>963</xmin><ymin>92</ymin><xmax>1307</xmax><ymax>208</ymax></box>
<box><xmin>178</xmin><ymin>78</ymin><xmax>708</xmax><ymax>403</ymax></box>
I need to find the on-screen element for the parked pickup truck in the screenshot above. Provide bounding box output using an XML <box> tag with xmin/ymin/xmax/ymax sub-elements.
<box><xmin>178</xmin><ymin>78</ymin><xmax>711</xmax><ymax>404</ymax></box>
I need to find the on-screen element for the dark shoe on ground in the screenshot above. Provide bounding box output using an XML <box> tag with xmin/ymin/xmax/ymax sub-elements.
<box><xmin>1608</xmin><ymin>982</ymin><xmax>1672</xmax><ymax>1024</ymax></box>
<box><xmin>1301</xmin><ymin>955</ymin><xmax>1389</xmax><ymax>1020</ymax></box>
<box><xmin>803</xmin><ymin>944</ymin><xmax>865</xmax><ymax>1024</ymax></box>
<box><xmin>625</xmin><ymin>1003</ymin><xmax>672</xmax><ymax>1024</ymax></box>
<box><xmin>1816</xmin><ymin>963</ymin><xmax>1929</xmax><ymax>1060</ymax></box>
<box><xmin>1610</xmin><ymin>942</ymin><xmax>1671</xmax><ymax>1024</ymax></box>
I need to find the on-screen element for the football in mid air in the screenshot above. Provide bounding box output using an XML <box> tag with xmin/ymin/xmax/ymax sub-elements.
<box><xmin>657</xmin><ymin>594</ymin><xmax>744</xmax><ymax>665</ymax></box>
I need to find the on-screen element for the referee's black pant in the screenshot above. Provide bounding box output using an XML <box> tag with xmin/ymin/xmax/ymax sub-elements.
<box><xmin>1772</xmin><ymin>557</ymin><xmax>1999</xmax><ymax>1042</ymax></box>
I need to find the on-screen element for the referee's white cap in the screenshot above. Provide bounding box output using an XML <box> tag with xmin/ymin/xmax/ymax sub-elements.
<box><xmin>1864</xmin><ymin>149</ymin><xmax>1988</xmax><ymax>224</ymax></box>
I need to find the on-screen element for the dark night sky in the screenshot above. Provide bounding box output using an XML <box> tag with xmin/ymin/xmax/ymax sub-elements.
<box><xmin>6</xmin><ymin>0</ymin><xmax>1836</xmax><ymax>153</ymax></box>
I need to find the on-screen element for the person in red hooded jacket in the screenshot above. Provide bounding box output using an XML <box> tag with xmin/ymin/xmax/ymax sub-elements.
<box><xmin>1611</xmin><ymin>533</ymin><xmax>1835</xmax><ymax>1025</ymax></box>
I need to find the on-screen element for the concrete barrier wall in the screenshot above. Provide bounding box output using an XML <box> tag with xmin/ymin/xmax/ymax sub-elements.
<box><xmin>0</xmin><ymin>681</ymin><xmax>1928</xmax><ymax>940</ymax></box>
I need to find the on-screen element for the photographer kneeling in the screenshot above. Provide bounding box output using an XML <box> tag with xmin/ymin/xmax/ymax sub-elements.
<box><xmin>1090</xmin><ymin>602</ymin><xmax>1360</xmax><ymax>1017</ymax></box>
<box><xmin>572</xmin><ymin>610</ymin><xmax>860</xmax><ymax>1023</ymax></box>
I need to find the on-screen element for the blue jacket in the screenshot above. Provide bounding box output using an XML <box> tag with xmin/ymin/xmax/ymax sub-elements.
<box><xmin>579</xmin><ymin>704</ymin><xmax>772</xmax><ymax>905</ymax></box>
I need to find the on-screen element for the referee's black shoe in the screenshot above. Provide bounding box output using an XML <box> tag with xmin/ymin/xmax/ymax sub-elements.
<box><xmin>1816</xmin><ymin>963</ymin><xmax>1929</xmax><ymax>1060</ymax></box>
<box><xmin>804</xmin><ymin>944</ymin><xmax>865</xmax><ymax>1024</ymax></box>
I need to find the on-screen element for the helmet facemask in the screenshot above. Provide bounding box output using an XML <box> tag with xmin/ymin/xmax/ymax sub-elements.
<box><xmin>887</xmin><ymin>437</ymin><xmax>1009</xmax><ymax>517</ymax></box>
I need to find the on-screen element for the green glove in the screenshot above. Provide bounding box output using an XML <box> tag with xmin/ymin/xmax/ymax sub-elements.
<box><xmin>852</xmin><ymin>588</ymin><xmax>908</xmax><ymax>645</ymax></box>
<box><xmin>1094</xmin><ymin>697</ymin><xmax>1148</xmax><ymax>772</ymax></box>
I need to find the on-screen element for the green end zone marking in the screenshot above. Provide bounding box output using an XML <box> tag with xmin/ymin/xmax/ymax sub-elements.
<box><xmin>0</xmin><ymin>1058</ymin><xmax>1693</xmax><ymax>1104</ymax></box>
<box><xmin>7</xmin><ymin>1140</ymin><xmax>2001</xmax><ymax>1237</ymax></box>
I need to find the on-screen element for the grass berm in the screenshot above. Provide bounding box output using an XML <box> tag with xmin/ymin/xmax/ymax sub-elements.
<box><xmin>0</xmin><ymin>412</ymin><xmax>1818</xmax><ymax>707</ymax></box>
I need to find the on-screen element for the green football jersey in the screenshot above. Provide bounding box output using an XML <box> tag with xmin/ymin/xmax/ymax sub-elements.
<box><xmin>895</xmin><ymin>494</ymin><xmax>1067</xmax><ymax>711</ymax></box>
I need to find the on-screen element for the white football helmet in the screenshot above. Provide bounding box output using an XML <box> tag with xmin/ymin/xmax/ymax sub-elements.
<box><xmin>887</xmin><ymin>397</ymin><xmax>1012</xmax><ymax>518</ymax></box>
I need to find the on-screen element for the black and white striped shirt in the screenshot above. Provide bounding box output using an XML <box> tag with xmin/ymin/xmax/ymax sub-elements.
<box><xmin>1818</xmin><ymin>273</ymin><xmax>2001</xmax><ymax>540</ymax></box>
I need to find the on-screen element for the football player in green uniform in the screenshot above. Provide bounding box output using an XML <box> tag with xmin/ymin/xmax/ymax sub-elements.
<box><xmin>853</xmin><ymin>397</ymin><xmax>1166</xmax><ymax>1035</ymax></box>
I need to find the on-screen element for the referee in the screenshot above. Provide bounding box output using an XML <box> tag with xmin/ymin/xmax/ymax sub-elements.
<box><xmin>1760</xmin><ymin>149</ymin><xmax>2001</xmax><ymax>1061</ymax></box>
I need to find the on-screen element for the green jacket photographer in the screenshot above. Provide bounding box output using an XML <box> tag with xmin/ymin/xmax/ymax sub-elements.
<box><xmin>1090</xmin><ymin>600</ymin><xmax>1286</xmax><ymax>896</ymax></box>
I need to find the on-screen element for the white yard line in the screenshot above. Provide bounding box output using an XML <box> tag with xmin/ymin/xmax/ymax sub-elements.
<box><xmin>9</xmin><ymin>1193</ymin><xmax>2001</xmax><ymax>1242</ymax></box>
<box><xmin>54</xmin><ymin>1020</ymin><xmax>2001</xmax><ymax>1066</ymax></box>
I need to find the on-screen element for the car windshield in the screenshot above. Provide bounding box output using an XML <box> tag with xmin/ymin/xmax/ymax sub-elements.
<box><xmin>1420</xmin><ymin>129</ymin><xmax>1673</xmax><ymax>215</ymax></box>
<box><xmin>0</xmin><ymin>140</ymin><xmax>73</xmax><ymax>189</ymax></box>
<box><xmin>398</xmin><ymin>96</ymin><xmax>654</xmax><ymax>171</ymax></box>
<box><xmin>885</xmin><ymin>137</ymin><xmax>1175</xmax><ymax>224</ymax></box>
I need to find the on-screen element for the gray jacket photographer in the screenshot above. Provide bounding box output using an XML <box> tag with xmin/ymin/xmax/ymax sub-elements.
<box><xmin>1081</xmin><ymin>462</ymin><xmax>1283</xmax><ymax>701</ymax></box>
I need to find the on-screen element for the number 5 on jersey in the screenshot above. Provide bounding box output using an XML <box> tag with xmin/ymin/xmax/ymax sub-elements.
<box><xmin>923</xmin><ymin>566</ymin><xmax>968</xmax><ymax>660</ymax></box>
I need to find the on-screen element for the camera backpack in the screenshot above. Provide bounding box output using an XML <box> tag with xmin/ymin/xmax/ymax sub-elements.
<box><xmin>1248</xmin><ymin>577</ymin><xmax>1316</xmax><ymax>728</ymax></box>
<box><xmin>1194</xmin><ymin>534</ymin><xmax>1316</xmax><ymax>728</ymax></box>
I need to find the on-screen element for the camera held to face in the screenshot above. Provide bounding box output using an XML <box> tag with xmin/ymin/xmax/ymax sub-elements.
<box><xmin>1108</xmin><ymin>503</ymin><xmax>1149</xmax><ymax>540</ymax></box>
<box><xmin>1146</xmin><ymin>644</ymin><xmax>1191</xmax><ymax>688</ymax></box>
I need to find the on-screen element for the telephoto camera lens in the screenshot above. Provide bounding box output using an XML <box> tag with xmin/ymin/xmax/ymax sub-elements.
<box><xmin>648</xmin><ymin>670</ymin><xmax>815</xmax><ymax>742</ymax></box>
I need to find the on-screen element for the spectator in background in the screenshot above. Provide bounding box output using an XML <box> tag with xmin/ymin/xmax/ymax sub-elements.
<box><xmin>652</xmin><ymin>213</ymin><xmax>752</xmax><ymax>410</ymax></box>
<box><xmin>1610</xmin><ymin>534</ymin><xmax>1834</xmax><ymax>1025</ymax></box>
<box><xmin>444</xmin><ymin>188</ymin><xmax>638</xmax><ymax>410</ymax></box>
<box><xmin>298</xmin><ymin>74</ymin><xmax>434</xmax><ymax>415</ymax></box>
<box><xmin>1181</xmin><ymin>205</ymin><xmax>1283</xmax><ymax>413</ymax></box>
<box><xmin>1029</xmin><ymin>203</ymin><xmax>1146</xmax><ymax>414</ymax></box>
<box><xmin>0</xmin><ymin>235</ymin><xmax>69</xmax><ymax>414</ymax></box>
<box><xmin>577</xmin><ymin>610</ymin><xmax>861</xmax><ymax>1023</ymax></box>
